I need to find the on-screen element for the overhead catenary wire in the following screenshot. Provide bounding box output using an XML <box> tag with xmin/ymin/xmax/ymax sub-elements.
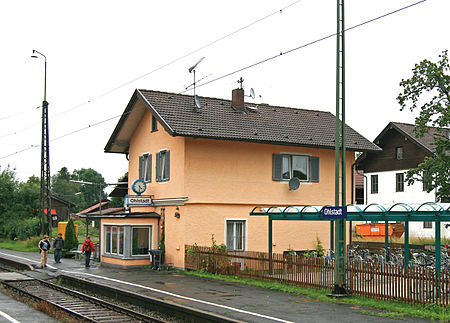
<box><xmin>182</xmin><ymin>0</ymin><xmax>427</xmax><ymax>93</ymax></box>
<box><xmin>0</xmin><ymin>0</ymin><xmax>304</xmax><ymax>127</ymax></box>
<box><xmin>0</xmin><ymin>0</ymin><xmax>427</xmax><ymax>161</ymax></box>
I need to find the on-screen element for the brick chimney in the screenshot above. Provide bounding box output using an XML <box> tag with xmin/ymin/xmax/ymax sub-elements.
<box><xmin>231</xmin><ymin>88</ymin><xmax>245</xmax><ymax>112</ymax></box>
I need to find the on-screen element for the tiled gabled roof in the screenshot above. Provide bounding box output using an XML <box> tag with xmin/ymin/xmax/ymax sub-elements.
<box><xmin>105</xmin><ymin>89</ymin><xmax>381</xmax><ymax>153</ymax></box>
<box><xmin>385</xmin><ymin>122</ymin><xmax>445</xmax><ymax>154</ymax></box>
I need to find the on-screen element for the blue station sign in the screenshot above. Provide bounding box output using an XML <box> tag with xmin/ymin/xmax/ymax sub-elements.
<box><xmin>321</xmin><ymin>206</ymin><xmax>347</xmax><ymax>219</ymax></box>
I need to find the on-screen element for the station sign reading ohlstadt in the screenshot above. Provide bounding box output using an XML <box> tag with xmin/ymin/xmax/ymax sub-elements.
<box><xmin>125</xmin><ymin>195</ymin><xmax>154</xmax><ymax>206</ymax></box>
<box><xmin>321</xmin><ymin>206</ymin><xmax>347</xmax><ymax>219</ymax></box>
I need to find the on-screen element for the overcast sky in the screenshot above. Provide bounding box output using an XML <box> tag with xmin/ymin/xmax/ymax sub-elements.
<box><xmin>0</xmin><ymin>0</ymin><xmax>448</xmax><ymax>188</ymax></box>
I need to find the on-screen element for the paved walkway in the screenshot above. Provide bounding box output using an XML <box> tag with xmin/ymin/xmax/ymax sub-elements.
<box><xmin>0</xmin><ymin>249</ymin><xmax>433</xmax><ymax>323</ymax></box>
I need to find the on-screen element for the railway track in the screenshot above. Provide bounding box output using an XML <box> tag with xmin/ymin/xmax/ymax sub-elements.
<box><xmin>0</xmin><ymin>255</ymin><xmax>243</xmax><ymax>322</ymax></box>
<box><xmin>2</xmin><ymin>279</ymin><xmax>171</xmax><ymax>322</ymax></box>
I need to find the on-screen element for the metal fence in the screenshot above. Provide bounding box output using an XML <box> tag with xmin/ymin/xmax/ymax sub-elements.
<box><xmin>185</xmin><ymin>245</ymin><xmax>450</xmax><ymax>306</ymax></box>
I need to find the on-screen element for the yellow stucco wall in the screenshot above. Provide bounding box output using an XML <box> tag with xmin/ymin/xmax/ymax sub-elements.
<box><xmin>128</xmin><ymin>108</ymin><xmax>185</xmax><ymax>198</ymax></box>
<box><xmin>184</xmin><ymin>137</ymin><xmax>352</xmax><ymax>205</ymax></box>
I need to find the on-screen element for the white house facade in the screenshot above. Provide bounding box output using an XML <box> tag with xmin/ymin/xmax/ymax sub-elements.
<box><xmin>357</xmin><ymin>122</ymin><xmax>449</xmax><ymax>239</ymax></box>
<box><xmin>364</xmin><ymin>169</ymin><xmax>448</xmax><ymax>238</ymax></box>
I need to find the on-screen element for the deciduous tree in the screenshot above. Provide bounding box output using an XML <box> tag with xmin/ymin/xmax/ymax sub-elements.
<box><xmin>397</xmin><ymin>50</ymin><xmax>450</xmax><ymax>201</ymax></box>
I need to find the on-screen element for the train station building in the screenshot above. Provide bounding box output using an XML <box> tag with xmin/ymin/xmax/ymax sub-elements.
<box><xmin>101</xmin><ymin>88</ymin><xmax>379</xmax><ymax>268</ymax></box>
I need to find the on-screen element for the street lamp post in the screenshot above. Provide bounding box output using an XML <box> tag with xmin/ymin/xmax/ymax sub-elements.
<box><xmin>70</xmin><ymin>180</ymin><xmax>105</xmax><ymax>237</ymax></box>
<box><xmin>31</xmin><ymin>49</ymin><xmax>51</xmax><ymax>237</ymax></box>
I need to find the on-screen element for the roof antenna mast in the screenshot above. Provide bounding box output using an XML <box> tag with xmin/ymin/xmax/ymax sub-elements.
<box><xmin>238</xmin><ymin>77</ymin><xmax>256</xmax><ymax>100</ymax></box>
<box><xmin>188</xmin><ymin>57</ymin><xmax>205</xmax><ymax>112</ymax></box>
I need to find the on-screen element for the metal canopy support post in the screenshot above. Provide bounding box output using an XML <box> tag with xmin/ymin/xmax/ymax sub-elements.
<box><xmin>436</xmin><ymin>219</ymin><xmax>441</xmax><ymax>298</ymax></box>
<box><xmin>404</xmin><ymin>221</ymin><xmax>409</xmax><ymax>268</ymax></box>
<box><xmin>435</xmin><ymin>219</ymin><xmax>441</xmax><ymax>271</ymax></box>
<box><xmin>268</xmin><ymin>216</ymin><xmax>273</xmax><ymax>274</ymax></box>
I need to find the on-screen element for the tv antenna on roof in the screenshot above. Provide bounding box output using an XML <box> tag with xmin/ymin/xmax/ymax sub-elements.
<box><xmin>188</xmin><ymin>57</ymin><xmax>205</xmax><ymax>112</ymax></box>
<box><xmin>238</xmin><ymin>77</ymin><xmax>256</xmax><ymax>99</ymax></box>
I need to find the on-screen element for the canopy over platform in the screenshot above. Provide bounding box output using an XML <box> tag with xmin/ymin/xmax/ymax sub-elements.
<box><xmin>250</xmin><ymin>202</ymin><xmax>450</xmax><ymax>271</ymax></box>
<box><xmin>250</xmin><ymin>202</ymin><xmax>450</xmax><ymax>221</ymax></box>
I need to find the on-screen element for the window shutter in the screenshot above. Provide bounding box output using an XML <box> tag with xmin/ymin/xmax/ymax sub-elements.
<box><xmin>164</xmin><ymin>150</ymin><xmax>170</xmax><ymax>180</ymax></box>
<box><xmin>139</xmin><ymin>156</ymin><xmax>144</xmax><ymax>180</ymax></box>
<box><xmin>155</xmin><ymin>152</ymin><xmax>161</xmax><ymax>182</ymax></box>
<box><xmin>272</xmin><ymin>154</ymin><xmax>283</xmax><ymax>181</ymax></box>
<box><xmin>310</xmin><ymin>156</ymin><xmax>319</xmax><ymax>183</ymax></box>
<box><xmin>147</xmin><ymin>154</ymin><xmax>152</xmax><ymax>182</ymax></box>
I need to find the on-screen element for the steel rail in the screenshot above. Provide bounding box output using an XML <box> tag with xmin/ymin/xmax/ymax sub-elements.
<box><xmin>2</xmin><ymin>279</ymin><xmax>167</xmax><ymax>322</ymax></box>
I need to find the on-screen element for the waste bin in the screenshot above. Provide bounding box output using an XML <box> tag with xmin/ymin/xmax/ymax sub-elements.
<box><xmin>149</xmin><ymin>249</ymin><xmax>162</xmax><ymax>270</ymax></box>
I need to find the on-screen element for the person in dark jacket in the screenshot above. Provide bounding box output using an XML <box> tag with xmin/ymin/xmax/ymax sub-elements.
<box><xmin>53</xmin><ymin>232</ymin><xmax>64</xmax><ymax>263</ymax></box>
<box><xmin>82</xmin><ymin>235</ymin><xmax>95</xmax><ymax>268</ymax></box>
<box><xmin>38</xmin><ymin>235</ymin><xmax>50</xmax><ymax>268</ymax></box>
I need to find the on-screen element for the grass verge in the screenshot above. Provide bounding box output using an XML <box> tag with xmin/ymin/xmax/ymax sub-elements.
<box><xmin>182</xmin><ymin>270</ymin><xmax>450</xmax><ymax>321</ymax></box>
<box><xmin>0</xmin><ymin>237</ymin><xmax>41</xmax><ymax>252</ymax></box>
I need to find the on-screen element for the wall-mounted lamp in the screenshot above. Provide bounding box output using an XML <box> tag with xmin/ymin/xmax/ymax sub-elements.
<box><xmin>174</xmin><ymin>206</ymin><xmax>180</xmax><ymax>218</ymax></box>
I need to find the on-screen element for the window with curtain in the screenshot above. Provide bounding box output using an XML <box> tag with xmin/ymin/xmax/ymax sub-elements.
<box><xmin>104</xmin><ymin>225</ymin><xmax>124</xmax><ymax>255</ymax></box>
<box><xmin>156</xmin><ymin>150</ymin><xmax>170</xmax><ymax>182</ymax></box>
<box><xmin>272</xmin><ymin>154</ymin><xmax>319</xmax><ymax>182</ymax></box>
<box><xmin>139</xmin><ymin>153</ymin><xmax>152</xmax><ymax>182</ymax></box>
<box><xmin>226</xmin><ymin>220</ymin><xmax>246</xmax><ymax>251</ymax></box>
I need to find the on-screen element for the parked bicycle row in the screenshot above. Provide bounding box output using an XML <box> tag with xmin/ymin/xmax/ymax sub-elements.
<box><xmin>347</xmin><ymin>244</ymin><xmax>450</xmax><ymax>269</ymax></box>
<box><xmin>285</xmin><ymin>244</ymin><xmax>450</xmax><ymax>270</ymax></box>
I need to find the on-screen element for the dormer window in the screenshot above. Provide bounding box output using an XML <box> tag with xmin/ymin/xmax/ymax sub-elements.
<box><xmin>395</xmin><ymin>146</ymin><xmax>404</xmax><ymax>160</ymax></box>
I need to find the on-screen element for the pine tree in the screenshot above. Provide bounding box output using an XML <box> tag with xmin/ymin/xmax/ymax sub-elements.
<box><xmin>64</xmin><ymin>218</ymin><xmax>78</xmax><ymax>251</ymax></box>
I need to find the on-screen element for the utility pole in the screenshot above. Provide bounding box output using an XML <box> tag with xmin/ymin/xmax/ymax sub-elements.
<box><xmin>332</xmin><ymin>0</ymin><xmax>349</xmax><ymax>296</ymax></box>
<box><xmin>32</xmin><ymin>50</ymin><xmax>52</xmax><ymax>237</ymax></box>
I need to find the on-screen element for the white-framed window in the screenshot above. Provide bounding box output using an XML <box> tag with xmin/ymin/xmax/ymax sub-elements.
<box><xmin>396</xmin><ymin>173</ymin><xmax>404</xmax><ymax>192</ymax></box>
<box><xmin>132</xmin><ymin>226</ymin><xmax>153</xmax><ymax>256</ymax></box>
<box><xmin>226</xmin><ymin>220</ymin><xmax>246</xmax><ymax>251</ymax></box>
<box><xmin>272</xmin><ymin>154</ymin><xmax>319</xmax><ymax>182</ymax></box>
<box><xmin>156</xmin><ymin>150</ymin><xmax>170</xmax><ymax>182</ymax></box>
<box><xmin>370</xmin><ymin>175</ymin><xmax>378</xmax><ymax>194</ymax></box>
<box><xmin>139</xmin><ymin>153</ymin><xmax>152</xmax><ymax>182</ymax></box>
<box><xmin>104</xmin><ymin>225</ymin><xmax>124</xmax><ymax>255</ymax></box>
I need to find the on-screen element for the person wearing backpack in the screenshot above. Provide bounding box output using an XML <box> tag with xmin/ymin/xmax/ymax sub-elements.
<box><xmin>38</xmin><ymin>235</ymin><xmax>50</xmax><ymax>268</ymax></box>
<box><xmin>82</xmin><ymin>235</ymin><xmax>95</xmax><ymax>268</ymax></box>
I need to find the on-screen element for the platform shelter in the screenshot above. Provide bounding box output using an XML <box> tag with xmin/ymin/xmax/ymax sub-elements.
<box><xmin>250</xmin><ymin>202</ymin><xmax>450</xmax><ymax>271</ymax></box>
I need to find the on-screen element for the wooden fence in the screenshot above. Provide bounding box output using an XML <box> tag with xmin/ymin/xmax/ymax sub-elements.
<box><xmin>185</xmin><ymin>245</ymin><xmax>450</xmax><ymax>306</ymax></box>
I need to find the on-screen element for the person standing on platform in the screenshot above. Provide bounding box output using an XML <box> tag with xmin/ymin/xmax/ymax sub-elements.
<box><xmin>38</xmin><ymin>235</ymin><xmax>50</xmax><ymax>268</ymax></box>
<box><xmin>82</xmin><ymin>235</ymin><xmax>95</xmax><ymax>268</ymax></box>
<box><xmin>53</xmin><ymin>233</ymin><xmax>64</xmax><ymax>263</ymax></box>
